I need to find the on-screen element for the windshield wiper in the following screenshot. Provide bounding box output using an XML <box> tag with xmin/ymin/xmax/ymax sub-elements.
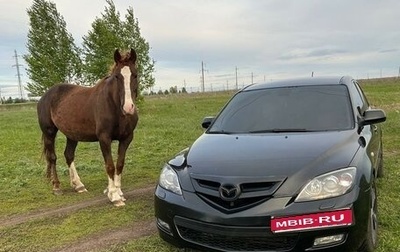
<box><xmin>249</xmin><ymin>128</ymin><xmax>312</xmax><ymax>133</ymax></box>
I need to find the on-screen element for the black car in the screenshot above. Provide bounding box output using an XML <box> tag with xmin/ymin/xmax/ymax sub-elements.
<box><xmin>154</xmin><ymin>76</ymin><xmax>386</xmax><ymax>252</ymax></box>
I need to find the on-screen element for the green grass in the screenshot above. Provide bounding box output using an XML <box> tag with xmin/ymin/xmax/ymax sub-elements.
<box><xmin>359</xmin><ymin>78</ymin><xmax>400</xmax><ymax>251</ymax></box>
<box><xmin>0</xmin><ymin>194</ymin><xmax>154</xmax><ymax>252</ymax></box>
<box><xmin>0</xmin><ymin>91</ymin><xmax>234</xmax><ymax>252</ymax></box>
<box><xmin>0</xmin><ymin>79</ymin><xmax>399</xmax><ymax>251</ymax></box>
<box><xmin>0</xmin><ymin>92</ymin><xmax>234</xmax><ymax>217</ymax></box>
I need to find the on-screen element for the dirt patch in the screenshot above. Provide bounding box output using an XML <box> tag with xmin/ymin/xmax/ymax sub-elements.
<box><xmin>0</xmin><ymin>186</ymin><xmax>159</xmax><ymax>251</ymax></box>
<box><xmin>53</xmin><ymin>220</ymin><xmax>156</xmax><ymax>252</ymax></box>
<box><xmin>0</xmin><ymin>186</ymin><xmax>154</xmax><ymax>229</ymax></box>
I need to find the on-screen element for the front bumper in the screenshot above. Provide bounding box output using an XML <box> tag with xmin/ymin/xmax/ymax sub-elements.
<box><xmin>155</xmin><ymin>184</ymin><xmax>370</xmax><ymax>252</ymax></box>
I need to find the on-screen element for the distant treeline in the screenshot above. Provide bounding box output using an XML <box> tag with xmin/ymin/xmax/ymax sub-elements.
<box><xmin>0</xmin><ymin>97</ymin><xmax>36</xmax><ymax>105</ymax></box>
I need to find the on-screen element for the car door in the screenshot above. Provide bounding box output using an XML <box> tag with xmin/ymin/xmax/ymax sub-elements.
<box><xmin>352</xmin><ymin>80</ymin><xmax>382</xmax><ymax>173</ymax></box>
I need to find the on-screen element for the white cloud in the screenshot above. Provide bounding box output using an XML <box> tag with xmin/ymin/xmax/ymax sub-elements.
<box><xmin>1</xmin><ymin>0</ymin><xmax>400</xmax><ymax>97</ymax></box>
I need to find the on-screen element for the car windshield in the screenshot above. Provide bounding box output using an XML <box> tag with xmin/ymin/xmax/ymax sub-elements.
<box><xmin>208</xmin><ymin>84</ymin><xmax>354</xmax><ymax>133</ymax></box>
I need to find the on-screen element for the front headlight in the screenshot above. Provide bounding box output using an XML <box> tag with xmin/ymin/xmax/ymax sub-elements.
<box><xmin>159</xmin><ymin>164</ymin><xmax>182</xmax><ymax>195</ymax></box>
<box><xmin>295</xmin><ymin>167</ymin><xmax>356</xmax><ymax>202</ymax></box>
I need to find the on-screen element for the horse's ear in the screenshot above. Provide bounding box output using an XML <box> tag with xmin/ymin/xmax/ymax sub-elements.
<box><xmin>114</xmin><ymin>49</ymin><xmax>121</xmax><ymax>63</ymax></box>
<box><xmin>129</xmin><ymin>48</ymin><xmax>137</xmax><ymax>63</ymax></box>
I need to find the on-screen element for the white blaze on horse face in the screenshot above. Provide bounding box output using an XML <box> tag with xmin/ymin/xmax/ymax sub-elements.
<box><xmin>121</xmin><ymin>66</ymin><xmax>135</xmax><ymax>115</ymax></box>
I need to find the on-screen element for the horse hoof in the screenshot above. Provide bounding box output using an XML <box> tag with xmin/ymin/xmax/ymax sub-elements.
<box><xmin>53</xmin><ymin>189</ymin><xmax>63</xmax><ymax>195</ymax></box>
<box><xmin>113</xmin><ymin>200</ymin><xmax>125</xmax><ymax>207</ymax></box>
<box><xmin>75</xmin><ymin>186</ymin><xmax>88</xmax><ymax>193</ymax></box>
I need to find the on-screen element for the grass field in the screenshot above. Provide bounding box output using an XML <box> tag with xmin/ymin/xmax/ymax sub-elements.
<box><xmin>0</xmin><ymin>78</ymin><xmax>399</xmax><ymax>251</ymax></box>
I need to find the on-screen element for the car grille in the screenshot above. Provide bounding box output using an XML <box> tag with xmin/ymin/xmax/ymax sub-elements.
<box><xmin>190</xmin><ymin>173</ymin><xmax>285</xmax><ymax>213</ymax></box>
<box><xmin>175</xmin><ymin>216</ymin><xmax>298</xmax><ymax>251</ymax></box>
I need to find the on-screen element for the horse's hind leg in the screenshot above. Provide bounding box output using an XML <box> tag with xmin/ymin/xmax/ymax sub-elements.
<box><xmin>64</xmin><ymin>138</ymin><xmax>87</xmax><ymax>193</ymax></box>
<box><xmin>42</xmin><ymin>132</ymin><xmax>62</xmax><ymax>195</ymax></box>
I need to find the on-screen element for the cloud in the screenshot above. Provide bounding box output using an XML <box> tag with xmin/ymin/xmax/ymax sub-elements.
<box><xmin>279</xmin><ymin>47</ymin><xmax>348</xmax><ymax>61</ymax></box>
<box><xmin>2</xmin><ymin>0</ymin><xmax>400</xmax><ymax>97</ymax></box>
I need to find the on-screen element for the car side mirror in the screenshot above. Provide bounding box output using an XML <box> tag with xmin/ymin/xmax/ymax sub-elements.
<box><xmin>360</xmin><ymin>109</ymin><xmax>386</xmax><ymax>126</ymax></box>
<box><xmin>201</xmin><ymin>116</ymin><xmax>214</xmax><ymax>129</ymax></box>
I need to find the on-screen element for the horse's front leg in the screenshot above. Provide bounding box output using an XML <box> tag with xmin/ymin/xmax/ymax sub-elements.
<box><xmin>64</xmin><ymin>138</ymin><xmax>87</xmax><ymax>193</ymax></box>
<box><xmin>99</xmin><ymin>137</ymin><xmax>125</xmax><ymax>206</ymax></box>
<box><xmin>115</xmin><ymin>134</ymin><xmax>134</xmax><ymax>202</ymax></box>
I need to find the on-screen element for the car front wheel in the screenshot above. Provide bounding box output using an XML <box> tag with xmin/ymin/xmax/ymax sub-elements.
<box><xmin>377</xmin><ymin>147</ymin><xmax>384</xmax><ymax>178</ymax></box>
<box><xmin>360</xmin><ymin>181</ymin><xmax>378</xmax><ymax>252</ymax></box>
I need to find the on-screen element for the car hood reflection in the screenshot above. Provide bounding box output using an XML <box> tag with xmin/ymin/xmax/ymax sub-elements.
<box><xmin>180</xmin><ymin>131</ymin><xmax>361</xmax><ymax>194</ymax></box>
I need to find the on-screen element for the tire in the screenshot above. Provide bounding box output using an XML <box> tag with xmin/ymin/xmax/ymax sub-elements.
<box><xmin>360</xmin><ymin>181</ymin><xmax>378</xmax><ymax>252</ymax></box>
<box><xmin>377</xmin><ymin>148</ymin><xmax>384</xmax><ymax>178</ymax></box>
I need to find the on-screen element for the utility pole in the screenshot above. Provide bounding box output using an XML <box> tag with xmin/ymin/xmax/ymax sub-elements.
<box><xmin>398</xmin><ymin>66</ymin><xmax>400</xmax><ymax>79</ymax></box>
<box><xmin>235</xmin><ymin>66</ymin><xmax>238</xmax><ymax>89</ymax></box>
<box><xmin>201</xmin><ymin>61</ymin><xmax>206</xmax><ymax>92</ymax></box>
<box><xmin>251</xmin><ymin>72</ymin><xmax>254</xmax><ymax>84</ymax></box>
<box><xmin>12</xmin><ymin>50</ymin><xmax>24</xmax><ymax>99</ymax></box>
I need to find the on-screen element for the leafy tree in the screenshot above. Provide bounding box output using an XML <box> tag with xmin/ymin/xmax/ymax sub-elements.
<box><xmin>14</xmin><ymin>98</ymin><xmax>27</xmax><ymax>104</ymax></box>
<box><xmin>169</xmin><ymin>86</ymin><xmax>178</xmax><ymax>94</ymax></box>
<box><xmin>82</xmin><ymin>0</ymin><xmax>155</xmax><ymax>91</ymax></box>
<box><xmin>5</xmin><ymin>97</ymin><xmax>13</xmax><ymax>104</ymax></box>
<box><xmin>81</xmin><ymin>0</ymin><xmax>122</xmax><ymax>84</ymax></box>
<box><xmin>24</xmin><ymin>0</ymin><xmax>82</xmax><ymax>96</ymax></box>
<box><xmin>122</xmin><ymin>7</ymin><xmax>155</xmax><ymax>91</ymax></box>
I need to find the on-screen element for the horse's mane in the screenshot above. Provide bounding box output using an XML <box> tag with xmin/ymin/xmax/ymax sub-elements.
<box><xmin>108</xmin><ymin>50</ymin><xmax>136</xmax><ymax>75</ymax></box>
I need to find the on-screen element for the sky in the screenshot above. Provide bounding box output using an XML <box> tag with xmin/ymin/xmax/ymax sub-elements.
<box><xmin>1</xmin><ymin>0</ymin><xmax>400</xmax><ymax>97</ymax></box>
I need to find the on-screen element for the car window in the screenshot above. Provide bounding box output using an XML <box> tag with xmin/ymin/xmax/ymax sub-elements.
<box><xmin>209</xmin><ymin>85</ymin><xmax>354</xmax><ymax>133</ymax></box>
<box><xmin>352</xmin><ymin>80</ymin><xmax>369</xmax><ymax>114</ymax></box>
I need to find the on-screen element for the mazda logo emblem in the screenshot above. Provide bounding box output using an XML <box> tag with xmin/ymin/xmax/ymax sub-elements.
<box><xmin>219</xmin><ymin>184</ymin><xmax>241</xmax><ymax>201</ymax></box>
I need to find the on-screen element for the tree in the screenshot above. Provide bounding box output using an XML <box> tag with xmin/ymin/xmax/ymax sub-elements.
<box><xmin>24</xmin><ymin>0</ymin><xmax>82</xmax><ymax>96</ymax></box>
<box><xmin>82</xmin><ymin>0</ymin><xmax>155</xmax><ymax>91</ymax></box>
<box><xmin>122</xmin><ymin>7</ymin><xmax>155</xmax><ymax>91</ymax></box>
<box><xmin>169</xmin><ymin>86</ymin><xmax>178</xmax><ymax>94</ymax></box>
<box><xmin>81</xmin><ymin>0</ymin><xmax>122</xmax><ymax>84</ymax></box>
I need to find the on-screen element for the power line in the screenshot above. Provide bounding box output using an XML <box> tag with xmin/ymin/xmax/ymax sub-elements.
<box><xmin>398</xmin><ymin>66</ymin><xmax>400</xmax><ymax>79</ymax></box>
<box><xmin>235</xmin><ymin>66</ymin><xmax>238</xmax><ymax>89</ymax></box>
<box><xmin>201</xmin><ymin>61</ymin><xmax>205</xmax><ymax>92</ymax></box>
<box><xmin>200</xmin><ymin>61</ymin><xmax>209</xmax><ymax>92</ymax></box>
<box><xmin>12</xmin><ymin>50</ymin><xmax>24</xmax><ymax>99</ymax></box>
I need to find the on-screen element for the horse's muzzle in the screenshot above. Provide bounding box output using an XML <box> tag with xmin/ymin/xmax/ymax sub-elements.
<box><xmin>122</xmin><ymin>103</ymin><xmax>135</xmax><ymax>115</ymax></box>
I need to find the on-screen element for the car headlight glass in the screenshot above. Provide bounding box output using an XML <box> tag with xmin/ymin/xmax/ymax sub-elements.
<box><xmin>296</xmin><ymin>167</ymin><xmax>356</xmax><ymax>202</ymax></box>
<box><xmin>159</xmin><ymin>164</ymin><xmax>182</xmax><ymax>195</ymax></box>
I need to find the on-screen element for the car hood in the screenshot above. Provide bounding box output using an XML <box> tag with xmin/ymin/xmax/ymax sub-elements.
<box><xmin>170</xmin><ymin>131</ymin><xmax>362</xmax><ymax>196</ymax></box>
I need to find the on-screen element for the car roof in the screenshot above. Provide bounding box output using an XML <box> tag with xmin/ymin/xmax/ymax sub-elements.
<box><xmin>243</xmin><ymin>76</ymin><xmax>353</xmax><ymax>91</ymax></box>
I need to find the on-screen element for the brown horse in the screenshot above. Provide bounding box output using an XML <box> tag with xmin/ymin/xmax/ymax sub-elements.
<box><xmin>37</xmin><ymin>49</ymin><xmax>138</xmax><ymax>206</ymax></box>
